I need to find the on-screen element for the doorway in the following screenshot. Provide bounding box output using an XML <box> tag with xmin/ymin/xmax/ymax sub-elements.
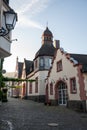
<box><xmin>58</xmin><ymin>82</ymin><xmax>68</xmax><ymax>105</ymax></box>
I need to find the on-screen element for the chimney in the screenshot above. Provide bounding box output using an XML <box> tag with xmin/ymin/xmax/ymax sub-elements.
<box><xmin>54</xmin><ymin>40</ymin><xmax>60</xmax><ymax>49</ymax></box>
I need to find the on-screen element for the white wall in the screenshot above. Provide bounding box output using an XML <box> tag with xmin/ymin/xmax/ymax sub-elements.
<box><xmin>0</xmin><ymin>0</ymin><xmax>12</xmax><ymax>58</ymax></box>
<box><xmin>27</xmin><ymin>70</ymin><xmax>48</xmax><ymax>96</ymax></box>
<box><xmin>48</xmin><ymin>49</ymin><xmax>80</xmax><ymax>100</ymax></box>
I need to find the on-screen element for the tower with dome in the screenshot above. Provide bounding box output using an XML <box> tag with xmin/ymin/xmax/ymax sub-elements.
<box><xmin>14</xmin><ymin>26</ymin><xmax>59</xmax><ymax>102</ymax></box>
<box><xmin>23</xmin><ymin>27</ymin><xmax>57</xmax><ymax>102</ymax></box>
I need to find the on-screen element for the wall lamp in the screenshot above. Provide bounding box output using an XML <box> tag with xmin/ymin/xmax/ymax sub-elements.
<box><xmin>0</xmin><ymin>9</ymin><xmax>17</xmax><ymax>36</ymax></box>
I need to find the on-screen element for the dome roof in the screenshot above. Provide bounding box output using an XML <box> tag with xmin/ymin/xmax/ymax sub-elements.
<box><xmin>42</xmin><ymin>27</ymin><xmax>53</xmax><ymax>37</ymax></box>
<box><xmin>34</xmin><ymin>43</ymin><xmax>56</xmax><ymax>59</ymax></box>
<box><xmin>34</xmin><ymin>27</ymin><xmax>55</xmax><ymax>59</ymax></box>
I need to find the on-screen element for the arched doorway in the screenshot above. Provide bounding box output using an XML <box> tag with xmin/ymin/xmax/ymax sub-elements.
<box><xmin>56</xmin><ymin>81</ymin><xmax>68</xmax><ymax>105</ymax></box>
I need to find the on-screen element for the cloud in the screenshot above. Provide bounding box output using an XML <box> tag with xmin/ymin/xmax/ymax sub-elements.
<box><xmin>16</xmin><ymin>0</ymin><xmax>50</xmax><ymax>30</ymax></box>
<box><xmin>17</xmin><ymin>0</ymin><xmax>49</xmax><ymax>16</ymax></box>
<box><xmin>18</xmin><ymin>15</ymin><xmax>44</xmax><ymax>30</ymax></box>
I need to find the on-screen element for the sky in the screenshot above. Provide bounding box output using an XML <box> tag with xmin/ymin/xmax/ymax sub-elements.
<box><xmin>3</xmin><ymin>0</ymin><xmax>87</xmax><ymax>72</ymax></box>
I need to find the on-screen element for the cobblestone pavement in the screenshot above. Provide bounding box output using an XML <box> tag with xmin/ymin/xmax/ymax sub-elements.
<box><xmin>0</xmin><ymin>98</ymin><xmax>87</xmax><ymax>130</ymax></box>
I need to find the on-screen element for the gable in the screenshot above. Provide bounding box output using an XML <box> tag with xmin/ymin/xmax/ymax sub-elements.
<box><xmin>48</xmin><ymin>49</ymin><xmax>78</xmax><ymax>79</ymax></box>
<box><xmin>24</xmin><ymin>59</ymin><xmax>34</xmax><ymax>76</ymax></box>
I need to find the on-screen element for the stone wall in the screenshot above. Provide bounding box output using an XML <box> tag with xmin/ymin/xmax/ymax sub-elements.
<box><xmin>67</xmin><ymin>100</ymin><xmax>86</xmax><ymax>112</ymax></box>
<box><xmin>26</xmin><ymin>95</ymin><xmax>45</xmax><ymax>103</ymax></box>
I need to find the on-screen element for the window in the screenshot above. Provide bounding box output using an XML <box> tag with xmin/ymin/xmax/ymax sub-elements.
<box><xmin>45</xmin><ymin>58</ymin><xmax>52</xmax><ymax>68</ymax></box>
<box><xmin>29</xmin><ymin>82</ymin><xmax>32</xmax><ymax>94</ymax></box>
<box><xmin>40</xmin><ymin>58</ymin><xmax>44</xmax><ymax>67</ymax></box>
<box><xmin>35</xmin><ymin>77</ymin><xmax>38</xmax><ymax>93</ymax></box>
<box><xmin>49</xmin><ymin>58</ymin><xmax>52</xmax><ymax>67</ymax></box>
<box><xmin>57</xmin><ymin>60</ymin><xmax>62</xmax><ymax>72</ymax></box>
<box><xmin>45</xmin><ymin>58</ymin><xmax>49</xmax><ymax>68</ymax></box>
<box><xmin>50</xmin><ymin>82</ymin><xmax>53</xmax><ymax>95</ymax></box>
<box><xmin>70</xmin><ymin>77</ymin><xmax>77</xmax><ymax>93</ymax></box>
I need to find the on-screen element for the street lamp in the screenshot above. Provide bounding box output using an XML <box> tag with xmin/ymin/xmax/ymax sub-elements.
<box><xmin>0</xmin><ymin>9</ymin><xmax>17</xmax><ymax>36</ymax></box>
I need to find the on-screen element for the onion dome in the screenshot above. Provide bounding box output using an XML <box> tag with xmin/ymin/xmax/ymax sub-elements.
<box><xmin>42</xmin><ymin>27</ymin><xmax>53</xmax><ymax>45</ymax></box>
<box><xmin>42</xmin><ymin>27</ymin><xmax>53</xmax><ymax>37</ymax></box>
<box><xmin>35</xmin><ymin>43</ymin><xmax>56</xmax><ymax>59</ymax></box>
<box><xmin>34</xmin><ymin>27</ymin><xmax>56</xmax><ymax>59</ymax></box>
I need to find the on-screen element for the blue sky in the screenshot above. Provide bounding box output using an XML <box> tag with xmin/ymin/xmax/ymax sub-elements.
<box><xmin>3</xmin><ymin>0</ymin><xmax>87</xmax><ymax>72</ymax></box>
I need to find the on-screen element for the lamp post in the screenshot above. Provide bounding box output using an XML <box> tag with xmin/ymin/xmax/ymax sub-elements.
<box><xmin>0</xmin><ymin>9</ymin><xmax>17</xmax><ymax>36</ymax></box>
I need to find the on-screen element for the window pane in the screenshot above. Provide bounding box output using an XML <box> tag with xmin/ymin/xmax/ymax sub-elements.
<box><xmin>45</xmin><ymin>58</ymin><xmax>49</xmax><ymax>67</ymax></box>
<box><xmin>57</xmin><ymin>60</ymin><xmax>62</xmax><ymax>72</ymax></box>
<box><xmin>40</xmin><ymin>58</ymin><xmax>44</xmax><ymax>67</ymax></box>
<box><xmin>49</xmin><ymin>58</ymin><xmax>52</xmax><ymax>67</ymax></box>
<box><xmin>70</xmin><ymin>77</ymin><xmax>77</xmax><ymax>93</ymax></box>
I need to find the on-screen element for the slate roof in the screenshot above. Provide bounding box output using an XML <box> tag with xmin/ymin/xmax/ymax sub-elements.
<box><xmin>18</xmin><ymin>62</ymin><xmax>23</xmax><ymax>78</ymax></box>
<box><xmin>70</xmin><ymin>53</ymin><xmax>87</xmax><ymax>72</ymax></box>
<box><xmin>35</xmin><ymin>43</ymin><xmax>56</xmax><ymax>59</ymax></box>
<box><xmin>24</xmin><ymin>59</ymin><xmax>34</xmax><ymax>76</ymax></box>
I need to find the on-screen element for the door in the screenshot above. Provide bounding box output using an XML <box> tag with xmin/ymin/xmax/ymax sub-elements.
<box><xmin>58</xmin><ymin>82</ymin><xmax>68</xmax><ymax>105</ymax></box>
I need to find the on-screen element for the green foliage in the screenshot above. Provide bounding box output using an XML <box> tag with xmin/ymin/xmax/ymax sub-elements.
<box><xmin>0</xmin><ymin>58</ymin><xmax>35</xmax><ymax>90</ymax></box>
<box><xmin>3</xmin><ymin>77</ymin><xmax>36</xmax><ymax>82</ymax></box>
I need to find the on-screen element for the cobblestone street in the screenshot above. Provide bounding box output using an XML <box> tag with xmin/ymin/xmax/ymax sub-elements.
<box><xmin>0</xmin><ymin>98</ymin><xmax>87</xmax><ymax>130</ymax></box>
